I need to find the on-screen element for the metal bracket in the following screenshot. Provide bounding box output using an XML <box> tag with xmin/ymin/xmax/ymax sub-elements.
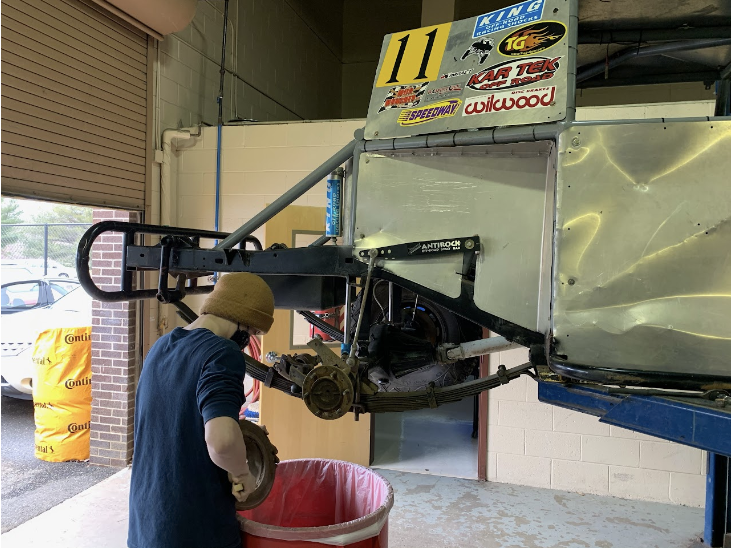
<box><xmin>264</xmin><ymin>367</ymin><xmax>276</xmax><ymax>388</ymax></box>
<box><xmin>358</xmin><ymin>236</ymin><xmax>480</xmax><ymax>260</ymax></box>
<box><xmin>426</xmin><ymin>382</ymin><xmax>438</xmax><ymax>409</ymax></box>
<box><xmin>307</xmin><ymin>336</ymin><xmax>350</xmax><ymax>373</ymax></box>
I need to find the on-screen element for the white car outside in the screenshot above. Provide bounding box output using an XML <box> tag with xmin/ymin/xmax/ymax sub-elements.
<box><xmin>2</xmin><ymin>259</ymin><xmax>76</xmax><ymax>279</ymax></box>
<box><xmin>1</xmin><ymin>286</ymin><xmax>92</xmax><ymax>399</ymax></box>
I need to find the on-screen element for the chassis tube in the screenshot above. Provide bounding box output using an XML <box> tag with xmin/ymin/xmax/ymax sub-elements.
<box><xmin>215</xmin><ymin>139</ymin><xmax>357</xmax><ymax>250</ymax></box>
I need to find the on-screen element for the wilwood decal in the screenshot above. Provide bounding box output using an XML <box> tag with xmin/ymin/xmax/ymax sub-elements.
<box><xmin>498</xmin><ymin>22</ymin><xmax>566</xmax><ymax>57</ymax></box>
<box><xmin>397</xmin><ymin>99</ymin><xmax>461</xmax><ymax>126</ymax></box>
<box><xmin>462</xmin><ymin>87</ymin><xmax>556</xmax><ymax>116</ymax></box>
<box><xmin>467</xmin><ymin>57</ymin><xmax>561</xmax><ymax>91</ymax></box>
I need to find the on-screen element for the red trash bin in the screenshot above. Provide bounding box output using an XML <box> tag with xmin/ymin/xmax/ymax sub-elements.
<box><xmin>237</xmin><ymin>458</ymin><xmax>394</xmax><ymax>548</ymax></box>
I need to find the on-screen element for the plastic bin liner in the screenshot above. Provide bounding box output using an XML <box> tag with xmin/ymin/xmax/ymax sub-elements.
<box><xmin>238</xmin><ymin>458</ymin><xmax>394</xmax><ymax>546</ymax></box>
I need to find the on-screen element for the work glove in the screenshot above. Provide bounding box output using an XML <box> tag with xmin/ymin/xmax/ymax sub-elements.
<box><xmin>229</xmin><ymin>469</ymin><xmax>258</xmax><ymax>503</ymax></box>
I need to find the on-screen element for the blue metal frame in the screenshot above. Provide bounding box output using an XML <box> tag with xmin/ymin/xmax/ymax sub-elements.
<box><xmin>537</xmin><ymin>381</ymin><xmax>730</xmax><ymax>455</ymax></box>
<box><xmin>538</xmin><ymin>381</ymin><xmax>731</xmax><ymax>547</ymax></box>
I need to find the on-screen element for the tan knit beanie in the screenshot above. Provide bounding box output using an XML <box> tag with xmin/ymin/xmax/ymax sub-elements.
<box><xmin>200</xmin><ymin>273</ymin><xmax>275</xmax><ymax>334</ymax></box>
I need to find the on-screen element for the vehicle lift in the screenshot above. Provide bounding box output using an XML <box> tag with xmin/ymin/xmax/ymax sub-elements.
<box><xmin>538</xmin><ymin>379</ymin><xmax>730</xmax><ymax>547</ymax></box>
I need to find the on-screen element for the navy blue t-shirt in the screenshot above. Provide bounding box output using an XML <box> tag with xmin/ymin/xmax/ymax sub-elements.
<box><xmin>128</xmin><ymin>328</ymin><xmax>247</xmax><ymax>548</ymax></box>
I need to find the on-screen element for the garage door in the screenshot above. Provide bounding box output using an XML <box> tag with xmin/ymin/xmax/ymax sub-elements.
<box><xmin>1</xmin><ymin>0</ymin><xmax>148</xmax><ymax>210</ymax></box>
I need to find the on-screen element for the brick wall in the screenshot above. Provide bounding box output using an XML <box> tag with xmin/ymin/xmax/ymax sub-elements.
<box><xmin>89</xmin><ymin>209</ymin><xmax>139</xmax><ymax>468</ymax></box>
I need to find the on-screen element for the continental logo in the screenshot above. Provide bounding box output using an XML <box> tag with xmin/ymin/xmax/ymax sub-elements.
<box><xmin>499</xmin><ymin>22</ymin><xmax>566</xmax><ymax>57</ymax></box>
<box><xmin>34</xmin><ymin>401</ymin><xmax>52</xmax><ymax>409</ymax></box>
<box><xmin>32</xmin><ymin>356</ymin><xmax>52</xmax><ymax>365</ymax></box>
<box><xmin>397</xmin><ymin>99</ymin><xmax>461</xmax><ymax>126</ymax></box>
<box><xmin>65</xmin><ymin>376</ymin><xmax>92</xmax><ymax>390</ymax></box>
<box><xmin>64</xmin><ymin>332</ymin><xmax>91</xmax><ymax>345</ymax></box>
<box><xmin>68</xmin><ymin>421</ymin><xmax>90</xmax><ymax>434</ymax></box>
<box><xmin>36</xmin><ymin>443</ymin><xmax>55</xmax><ymax>454</ymax></box>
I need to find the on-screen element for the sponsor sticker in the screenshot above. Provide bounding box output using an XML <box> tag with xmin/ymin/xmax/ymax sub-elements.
<box><xmin>418</xmin><ymin>239</ymin><xmax>463</xmax><ymax>254</ymax></box>
<box><xmin>462</xmin><ymin>86</ymin><xmax>556</xmax><ymax>116</ymax></box>
<box><xmin>375</xmin><ymin>23</ymin><xmax>451</xmax><ymax>87</ymax></box>
<box><xmin>466</xmin><ymin>56</ymin><xmax>561</xmax><ymax>91</ymax></box>
<box><xmin>473</xmin><ymin>0</ymin><xmax>545</xmax><ymax>38</ymax></box>
<box><xmin>425</xmin><ymin>83</ymin><xmax>463</xmax><ymax>100</ymax></box>
<box><xmin>440</xmin><ymin>69</ymin><xmax>473</xmax><ymax>80</ymax></box>
<box><xmin>499</xmin><ymin>22</ymin><xmax>566</xmax><ymax>57</ymax></box>
<box><xmin>378</xmin><ymin>83</ymin><xmax>429</xmax><ymax>113</ymax></box>
<box><xmin>459</xmin><ymin>38</ymin><xmax>495</xmax><ymax>65</ymax></box>
<box><xmin>398</xmin><ymin>98</ymin><xmax>462</xmax><ymax>126</ymax></box>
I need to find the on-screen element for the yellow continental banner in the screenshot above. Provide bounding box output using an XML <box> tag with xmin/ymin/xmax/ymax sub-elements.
<box><xmin>33</xmin><ymin>327</ymin><xmax>92</xmax><ymax>462</ymax></box>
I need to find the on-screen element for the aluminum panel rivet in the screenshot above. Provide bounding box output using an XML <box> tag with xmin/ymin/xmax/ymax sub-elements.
<box><xmin>568</xmin><ymin>278</ymin><xmax>576</xmax><ymax>285</ymax></box>
<box><xmin>465</xmin><ymin>239</ymin><xmax>475</xmax><ymax>250</ymax></box>
<box><xmin>571</xmin><ymin>137</ymin><xmax>581</xmax><ymax>147</ymax></box>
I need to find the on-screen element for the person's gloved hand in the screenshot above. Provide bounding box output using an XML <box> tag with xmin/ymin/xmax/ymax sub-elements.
<box><xmin>229</xmin><ymin>470</ymin><xmax>258</xmax><ymax>503</ymax></box>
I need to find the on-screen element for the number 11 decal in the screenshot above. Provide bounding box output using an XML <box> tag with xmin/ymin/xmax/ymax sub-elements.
<box><xmin>376</xmin><ymin>23</ymin><xmax>451</xmax><ymax>88</ymax></box>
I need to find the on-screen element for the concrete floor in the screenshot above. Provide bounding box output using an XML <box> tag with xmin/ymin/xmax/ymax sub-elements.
<box><xmin>1</xmin><ymin>396</ymin><xmax>119</xmax><ymax>532</ymax></box>
<box><xmin>372</xmin><ymin>397</ymin><xmax>479</xmax><ymax>479</ymax></box>
<box><xmin>1</xmin><ymin>464</ymin><xmax>704</xmax><ymax>547</ymax></box>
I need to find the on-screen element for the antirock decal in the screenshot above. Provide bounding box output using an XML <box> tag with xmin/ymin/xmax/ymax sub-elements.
<box><xmin>499</xmin><ymin>22</ymin><xmax>566</xmax><ymax>57</ymax></box>
<box><xmin>459</xmin><ymin>38</ymin><xmax>494</xmax><ymax>65</ymax></box>
<box><xmin>466</xmin><ymin>56</ymin><xmax>561</xmax><ymax>91</ymax></box>
<box><xmin>397</xmin><ymin>99</ymin><xmax>462</xmax><ymax>126</ymax></box>
<box><xmin>473</xmin><ymin>0</ymin><xmax>545</xmax><ymax>38</ymax></box>
<box><xmin>378</xmin><ymin>83</ymin><xmax>429</xmax><ymax>113</ymax></box>
<box><xmin>462</xmin><ymin>87</ymin><xmax>556</xmax><ymax>116</ymax></box>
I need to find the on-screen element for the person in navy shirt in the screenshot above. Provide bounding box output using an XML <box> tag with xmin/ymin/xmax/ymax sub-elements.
<box><xmin>128</xmin><ymin>273</ymin><xmax>275</xmax><ymax>547</ymax></box>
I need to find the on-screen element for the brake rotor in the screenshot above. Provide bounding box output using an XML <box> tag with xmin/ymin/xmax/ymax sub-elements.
<box><xmin>302</xmin><ymin>365</ymin><xmax>354</xmax><ymax>420</ymax></box>
<box><xmin>234</xmin><ymin>419</ymin><xmax>280</xmax><ymax>510</ymax></box>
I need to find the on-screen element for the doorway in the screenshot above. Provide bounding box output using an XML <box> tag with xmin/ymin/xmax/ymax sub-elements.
<box><xmin>371</xmin><ymin>395</ymin><xmax>480</xmax><ymax>479</ymax></box>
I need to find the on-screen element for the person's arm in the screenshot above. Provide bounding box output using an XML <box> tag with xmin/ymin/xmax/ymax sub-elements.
<box><xmin>204</xmin><ymin>416</ymin><xmax>249</xmax><ymax>477</ymax></box>
<box><xmin>197</xmin><ymin>345</ymin><xmax>256</xmax><ymax>501</ymax></box>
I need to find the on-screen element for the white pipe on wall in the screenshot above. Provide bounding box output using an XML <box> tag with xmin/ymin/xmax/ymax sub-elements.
<box><xmin>152</xmin><ymin>129</ymin><xmax>193</xmax><ymax>336</ymax></box>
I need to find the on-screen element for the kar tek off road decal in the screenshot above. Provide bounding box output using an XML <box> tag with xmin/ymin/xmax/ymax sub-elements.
<box><xmin>466</xmin><ymin>56</ymin><xmax>561</xmax><ymax>91</ymax></box>
<box><xmin>498</xmin><ymin>21</ymin><xmax>566</xmax><ymax>57</ymax></box>
<box><xmin>459</xmin><ymin>38</ymin><xmax>494</xmax><ymax>65</ymax></box>
<box><xmin>378</xmin><ymin>83</ymin><xmax>429</xmax><ymax>113</ymax></box>
<box><xmin>462</xmin><ymin>86</ymin><xmax>555</xmax><ymax>116</ymax></box>
<box><xmin>398</xmin><ymin>98</ymin><xmax>462</xmax><ymax>126</ymax></box>
<box><xmin>472</xmin><ymin>0</ymin><xmax>545</xmax><ymax>38</ymax></box>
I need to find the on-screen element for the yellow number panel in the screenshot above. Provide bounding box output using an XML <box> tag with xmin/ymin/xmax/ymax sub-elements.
<box><xmin>375</xmin><ymin>23</ymin><xmax>451</xmax><ymax>88</ymax></box>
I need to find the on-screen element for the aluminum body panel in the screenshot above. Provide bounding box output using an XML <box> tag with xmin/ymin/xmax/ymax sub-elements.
<box><xmin>553</xmin><ymin>121</ymin><xmax>731</xmax><ymax>377</ymax></box>
<box><xmin>365</xmin><ymin>0</ymin><xmax>570</xmax><ymax>140</ymax></box>
<box><xmin>354</xmin><ymin>142</ymin><xmax>553</xmax><ymax>330</ymax></box>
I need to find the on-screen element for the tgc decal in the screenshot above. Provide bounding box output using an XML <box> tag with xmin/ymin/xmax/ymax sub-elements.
<box><xmin>472</xmin><ymin>0</ymin><xmax>545</xmax><ymax>38</ymax></box>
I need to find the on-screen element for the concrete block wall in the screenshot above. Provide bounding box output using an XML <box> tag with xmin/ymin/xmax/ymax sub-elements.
<box><xmin>486</xmin><ymin>347</ymin><xmax>708</xmax><ymax>508</ymax></box>
<box><xmin>170</xmin><ymin>119</ymin><xmax>364</xmax><ymax>312</ymax></box>
<box><xmin>156</xmin><ymin>0</ymin><xmax>342</xmax><ymax>134</ymax></box>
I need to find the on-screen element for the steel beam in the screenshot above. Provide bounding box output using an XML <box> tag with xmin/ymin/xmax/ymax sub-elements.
<box><xmin>537</xmin><ymin>381</ymin><xmax>731</xmax><ymax>455</ymax></box>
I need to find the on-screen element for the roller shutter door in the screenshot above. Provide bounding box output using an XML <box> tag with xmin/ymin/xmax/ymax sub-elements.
<box><xmin>1</xmin><ymin>0</ymin><xmax>148</xmax><ymax>210</ymax></box>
